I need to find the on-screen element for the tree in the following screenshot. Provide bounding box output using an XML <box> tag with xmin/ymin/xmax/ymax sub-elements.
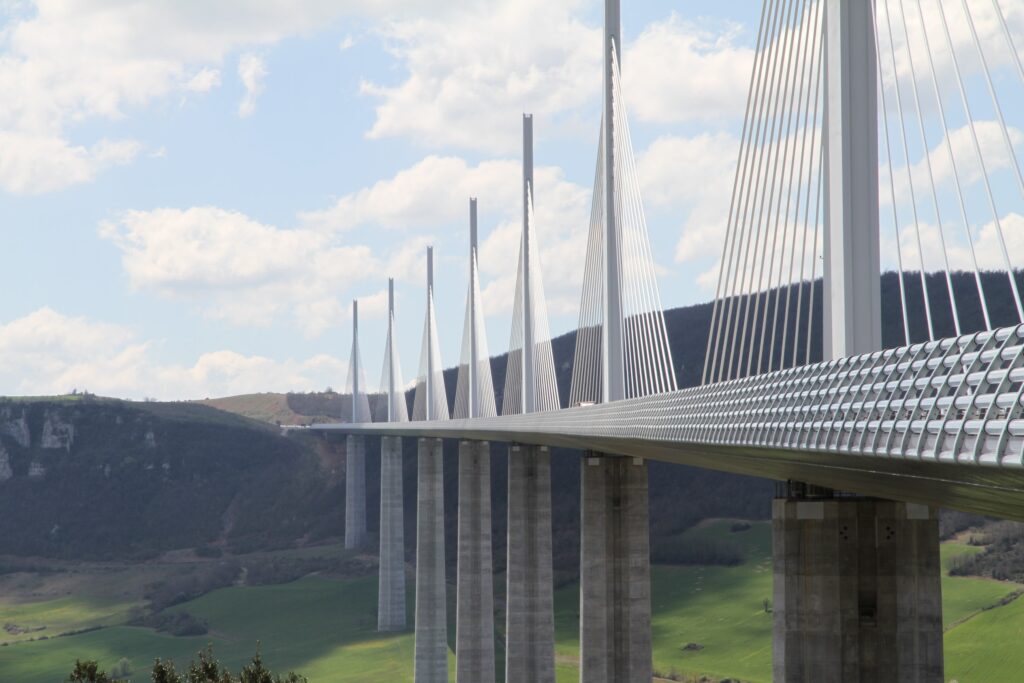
<box><xmin>66</xmin><ymin>660</ymin><xmax>112</xmax><ymax>683</ymax></box>
<box><xmin>150</xmin><ymin>659</ymin><xmax>181</xmax><ymax>683</ymax></box>
<box><xmin>109</xmin><ymin>658</ymin><xmax>133</xmax><ymax>679</ymax></box>
<box><xmin>77</xmin><ymin>646</ymin><xmax>306</xmax><ymax>683</ymax></box>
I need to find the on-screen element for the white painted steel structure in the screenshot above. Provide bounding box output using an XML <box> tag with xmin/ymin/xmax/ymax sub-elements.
<box><xmin>319</xmin><ymin>0</ymin><xmax>1024</xmax><ymax>521</ymax></box>
<box><xmin>321</xmin><ymin>323</ymin><xmax>1024</xmax><ymax>519</ymax></box>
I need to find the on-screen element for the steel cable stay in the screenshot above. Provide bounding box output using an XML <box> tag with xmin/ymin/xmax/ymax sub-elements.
<box><xmin>909</xmin><ymin>0</ymin><xmax>992</xmax><ymax>331</ymax></box>
<box><xmin>935</xmin><ymin>0</ymin><xmax>1023</xmax><ymax>324</ymax></box>
<box><xmin>880</xmin><ymin>0</ymin><xmax>936</xmax><ymax>341</ymax></box>
<box><xmin>719</xmin><ymin>0</ymin><xmax>791</xmax><ymax>383</ymax></box>
<box><xmin>873</xmin><ymin>0</ymin><xmax>912</xmax><ymax>347</ymax></box>
<box><xmin>703</xmin><ymin>0</ymin><xmax>775</xmax><ymax>385</ymax></box>
<box><xmin>766</xmin><ymin>0</ymin><xmax>821</xmax><ymax>374</ymax></box>
<box><xmin>751</xmin><ymin>0</ymin><xmax>814</xmax><ymax>377</ymax></box>
<box><xmin>734</xmin><ymin>0</ymin><xmax>802</xmax><ymax>380</ymax></box>
<box><xmin>787</xmin><ymin>7</ymin><xmax>825</xmax><ymax>369</ymax></box>
<box><xmin>892</xmin><ymin>0</ymin><xmax>962</xmax><ymax>336</ymax></box>
<box><xmin>705</xmin><ymin>0</ymin><xmax>779</xmax><ymax>384</ymax></box>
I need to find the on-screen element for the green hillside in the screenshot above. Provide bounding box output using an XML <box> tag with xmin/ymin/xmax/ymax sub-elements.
<box><xmin>3</xmin><ymin>521</ymin><xmax>1020</xmax><ymax>683</ymax></box>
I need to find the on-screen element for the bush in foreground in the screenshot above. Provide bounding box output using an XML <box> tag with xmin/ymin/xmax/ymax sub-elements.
<box><xmin>68</xmin><ymin>646</ymin><xmax>306</xmax><ymax>683</ymax></box>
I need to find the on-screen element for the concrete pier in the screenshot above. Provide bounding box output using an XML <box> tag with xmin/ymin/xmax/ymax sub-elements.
<box><xmin>378</xmin><ymin>435</ymin><xmax>406</xmax><ymax>632</ymax></box>
<box><xmin>505</xmin><ymin>444</ymin><xmax>555</xmax><ymax>683</ymax></box>
<box><xmin>772</xmin><ymin>491</ymin><xmax>944</xmax><ymax>683</ymax></box>
<box><xmin>344</xmin><ymin>434</ymin><xmax>367</xmax><ymax>550</ymax></box>
<box><xmin>579</xmin><ymin>453</ymin><xmax>651</xmax><ymax>683</ymax></box>
<box><xmin>414</xmin><ymin>437</ymin><xmax>448</xmax><ymax>683</ymax></box>
<box><xmin>455</xmin><ymin>440</ymin><xmax>495</xmax><ymax>683</ymax></box>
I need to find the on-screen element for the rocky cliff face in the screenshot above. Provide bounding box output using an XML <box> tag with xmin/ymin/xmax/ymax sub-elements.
<box><xmin>0</xmin><ymin>407</ymin><xmax>31</xmax><ymax>448</ymax></box>
<box><xmin>41</xmin><ymin>409</ymin><xmax>75</xmax><ymax>451</ymax></box>
<box><xmin>0</xmin><ymin>445</ymin><xmax>12</xmax><ymax>482</ymax></box>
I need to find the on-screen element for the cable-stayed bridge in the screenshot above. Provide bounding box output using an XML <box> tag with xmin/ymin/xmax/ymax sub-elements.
<box><xmin>308</xmin><ymin>1</ymin><xmax>1024</xmax><ymax>681</ymax></box>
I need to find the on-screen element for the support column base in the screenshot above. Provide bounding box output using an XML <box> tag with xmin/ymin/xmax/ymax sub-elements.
<box><xmin>579</xmin><ymin>453</ymin><xmax>652</xmax><ymax>683</ymax></box>
<box><xmin>505</xmin><ymin>444</ymin><xmax>555</xmax><ymax>683</ymax></box>
<box><xmin>456</xmin><ymin>440</ymin><xmax>496</xmax><ymax>683</ymax></box>
<box><xmin>414</xmin><ymin>438</ymin><xmax>448</xmax><ymax>683</ymax></box>
<box><xmin>378</xmin><ymin>435</ymin><xmax>406</xmax><ymax>633</ymax></box>
<box><xmin>772</xmin><ymin>490</ymin><xmax>944</xmax><ymax>683</ymax></box>
<box><xmin>345</xmin><ymin>435</ymin><xmax>367</xmax><ymax>550</ymax></box>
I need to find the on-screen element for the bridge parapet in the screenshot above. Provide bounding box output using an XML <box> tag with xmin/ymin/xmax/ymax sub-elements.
<box><xmin>314</xmin><ymin>325</ymin><xmax>1024</xmax><ymax>518</ymax></box>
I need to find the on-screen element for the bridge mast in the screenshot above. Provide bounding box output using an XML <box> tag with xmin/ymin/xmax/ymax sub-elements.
<box><xmin>504</xmin><ymin>114</ymin><xmax>557</xmax><ymax>683</ymax></box>
<box><xmin>387</xmin><ymin>280</ymin><xmax>398</xmax><ymax>420</ymax></box>
<box><xmin>522</xmin><ymin>115</ymin><xmax>536</xmax><ymax>412</ymax></box>
<box><xmin>413</xmin><ymin>244</ymin><xmax>449</xmax><ymax>683</ymax></box>
<box><xmin>823</xmin><ymin>0</ymin><xmax>880</xmax><ymax>359</ymax></box>
<box><xmin>602</xmin><ymin>0</ymin><xmax>623</xmax><ymax>402</ymax></box>
<box><xmin>426</xmin><ymin>247</ymin><xmax>435</xmax><ymax>420</ymax></box>
<box><xmin>579</xmin><ymin>2</ymin><xmax>653</xmax><ymax>682</ymax></box>
<box><xmin>773</xmin><ymin>3</ymin><xmax>943</xmax><ymax>682</ymax></box>
<box><xmin>351</xmin><ymin>300</ymin><xmax>360</xmax><ymax>422</ymax></box>
<box><xmin>344</xmin><ymin>300</ymin><xmax>368</xmax><ymax>551</ymax></box>
<box><xmin>378</xmin><ymin>277</ymin><xmax>407</xmax><ymax>633</ymax></box>
<box><xmin>469</xmin><ymin>200</ymin><xmax>479</xmax><ymax>418</ymax></box>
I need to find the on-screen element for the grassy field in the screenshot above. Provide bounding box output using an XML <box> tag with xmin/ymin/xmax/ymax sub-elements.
<box><xmin>1</xmin><ymin>521</ymin><xmax>1021</xmax><ymax>683</ymax></box>
<box><xmin>198</xmin><ymin>393</ymin><xmax>336</xmax><ymax>426</ymax></box>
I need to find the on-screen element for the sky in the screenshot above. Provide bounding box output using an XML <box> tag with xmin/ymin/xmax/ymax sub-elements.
<box><xmin>0</xmin><ymin>0</ymin><xmax>1021</xmax><ymax>400</ymax></box>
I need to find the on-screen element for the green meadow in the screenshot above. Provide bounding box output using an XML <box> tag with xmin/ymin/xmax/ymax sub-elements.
<box><xmin>1</xmin><ymin>521</ymin><xmax>1021</xmax><ymax>683</ymax></box>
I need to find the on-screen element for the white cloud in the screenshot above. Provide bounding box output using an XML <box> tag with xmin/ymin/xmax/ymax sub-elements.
<box><xmin>0</xmin><ymin>132</ymin><xmax>141</xmax><ymax>194</ymax></box>
<box><xmin>885</xmin><ymin>121</ymin><xmax>1024</xmax><ymax>198</ymax></box>
<box><xmin>302</xmin><ymin>152</ymin><xmax>591</xmax><ymax>315</ymax></box>
<box><xmin>186</xmin><ymin>67</ymin><xmax>221</xmax><ymax>93</ymax></box>
<box><xmin>886</xmin><ymin>213</ymin><xmax>1024</xmax><ymax>274</ymax></box>
<box><xmin>0</xmin><ymin>308</ymin><xmax>346</xmax><ymax>400</ymax></box>
<box><xmin>359</xmin><ymin>1</ymin><xmax>760</xmax><ymax>153</ymax></box>
<box><xmin>0</xmin><ymin>0</ymin><xmax>434</xmax><ymax>194</ymax></box>
<box><xmin>301</xmin><ymin>156</ymin><xmax>524</xmax><ymax>231</ymax></box>
<box><xmin>100</xmin><ymin>206</ymin><xmax>380</xmax><ymax>335</ymax></box>
<box><xmin>99</xmin><ymin>147</ymin><xmax>594</xmax><ymax>335</ymax></box>
<box><xmin>361</xmin><ymin>0</ymin><xmax>600</xmax><ymax>153</ymax></box>
<box><xmin>625</xmin><ymin>13</ymin><xmax>754</xmax><ymax>125</ymax></box>
<box><xmin>632</xmin><ymin>132</ymin><xmax>740</xmax><ymax>274</ymax></box>
<box><xmin>878</xmin><ymin>0</ymin><xmax>1024</xmax><ymax>94</ymax></box>
<box><xmin>237</xmin><ymin>53</ymin><xmax>267</xmax><ymax>117</ymax></box>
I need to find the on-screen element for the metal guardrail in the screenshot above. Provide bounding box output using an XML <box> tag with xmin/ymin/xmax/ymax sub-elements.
<box><xmin>309</xmin><ymin>325</ymin><xmax>1024</xmax><ymax>518</ymax></box>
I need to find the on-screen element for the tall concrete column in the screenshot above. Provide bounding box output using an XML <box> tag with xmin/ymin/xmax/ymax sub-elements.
<box><xmin>772</xmin><ymin>492</ymin><xmax>943</xmax><ymax>683</ymax></box>
<box><xmin>822</xmin><ymin>0</ymin><xmax>881</xmax><ymax>360</ymax></box>
<box><xmin>505</xmin><ymin>444</ymin><xmax>555</xmax><ymax>683</ymax></box>
<box><xmin>378</xmin><ymin>435</ymin><xmax>406</xmax><ymax>632</ymax></box>
<box><xmin>455</xmin><ymin>440</ymin><xmax>495</xmax><ymax>683</ymax></box>
<box><xmin>415</xmin><ymin>437</ymin><xmax>448</xmax><ymax>683</ymax></box>
<box><xmin>772</xmin><ymin>3</ymin><xmax>944</xmax><ymax>681</ymax></box>
<box><xmin>344</xmin><ymin>434</ymin><xmax>367</xmax><ymax>550</ymax></box>
<box><xmin>579</xmin><ymin>453</ymin><xmax>651</xmax><ymax>683</ymax></box>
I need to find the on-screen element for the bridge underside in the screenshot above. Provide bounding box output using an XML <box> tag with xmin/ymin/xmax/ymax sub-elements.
<box><xmin>319</xmin><ymin>326</ymin><xmax>1024</xmax><ymax>521</ymax></box>
<box><xmin>319</xmin><ymin>425</ymin><xmax>1024</xmax><ymax>521</ymax></box>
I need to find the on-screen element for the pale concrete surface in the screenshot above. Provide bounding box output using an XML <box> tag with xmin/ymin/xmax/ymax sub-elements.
<box><xmin>344</xmin><ymin>435</ymin><xmax>367</xmax><ymax>550</ymax></box>
<box><xmin>378</xmin><ymin>435</ymin><xmax>406</xmax><ymax>632</ymax></box>
<box><xmin>772</xmin><ymin>496</ymin><xmax>944</xmax><ymax>683</ymax></box>
<box><xmin>505</xmin><ymin>444</ymin><xmax>556</xmax><ymax>683</ymax></box>
<box><xmin>414</xmin><ymin>437</ymin><xmax>448</xmax><ymax>683</ymax></box>
<box><xmin>455</xmin><ymin>440</ymin><xmax>496</xmax><ymax>683</ymax></box>
<box><xmin>579</xmin><ymin>453</ymin><xmax>652</xmax><ymax>683</ymax></box>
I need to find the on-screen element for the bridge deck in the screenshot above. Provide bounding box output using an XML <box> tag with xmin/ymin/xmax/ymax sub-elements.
<box><xmin>310</xmin><ymin>325</ymin><xmax>1024</xmax><ymax>520</ymax></box>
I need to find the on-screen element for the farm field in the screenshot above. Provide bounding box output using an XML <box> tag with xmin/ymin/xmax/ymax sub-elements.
<box><xmin>1</xmin><ymin>521</ymin><xmax>1021</xmax><ymax>683</ymax></box>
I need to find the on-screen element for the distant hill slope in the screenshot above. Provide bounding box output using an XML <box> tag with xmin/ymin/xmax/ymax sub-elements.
<box><xmin>206</xmin><ymin>270</ymin><xmax>1024</xmax><ymax>425</ymax></box>
<box><xmin>2</xmin><ymin>271</ymin><xmax>1018</xmax><ymax>565</ymax></box>
<box><xmin>0</xmin><ymin>398</ymin><xmax>346</xmax><ymax>560</ymax></box>
<box><xmin>200</xmin><ymin>392</ymin><xmax>387</xmax><ymax>426</ymax></box>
